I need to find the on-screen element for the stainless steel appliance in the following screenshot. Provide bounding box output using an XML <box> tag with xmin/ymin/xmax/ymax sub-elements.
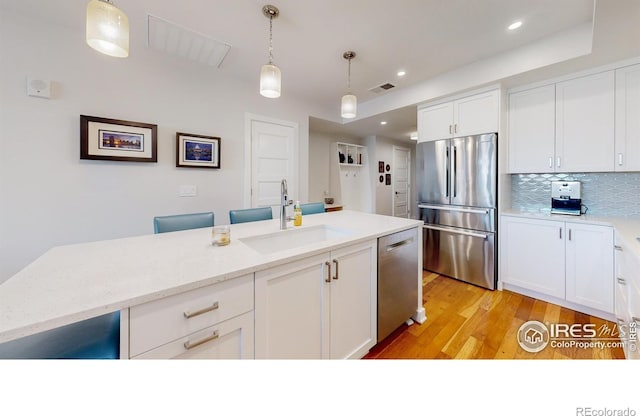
<box><xmin>378</xmin><ymin>228</ymin><xmax>418</xmax><ymax>342</ymax></box>
<box><xmin>550</xmin><ymin>181</ymin><xmax>582</xmax><ymax>215</ymax></box>
<box><xmin>417</xmin><ymin>133</ymin><xmax>497</xmax><ymax>290</ymax></box>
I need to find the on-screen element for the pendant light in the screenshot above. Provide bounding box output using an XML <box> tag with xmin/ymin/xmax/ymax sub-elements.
<box><xmin>86</xmin><ymin>0</ymin><xmax>130</xmax><ymax>58</ymax></box>
<box><xmin>341</xmin><ymin>51</ymin><xmax>357</xmax><ymax>119</ymax></box>
<box><xmin>260</xmin><ymin>5</ymin><xmax>281</xmax><ymax>98</ymax></box>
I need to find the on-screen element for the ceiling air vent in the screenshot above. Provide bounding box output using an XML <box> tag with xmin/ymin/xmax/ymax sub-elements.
<box><xmin>147</xmin><ymin>14</ymin><xmax>231</xmax><ymax>68</ymax></box>
<box><xmin>369</xmin><ymin>83</ymin><xmax>396</xmax><ymax>94</ymax></box>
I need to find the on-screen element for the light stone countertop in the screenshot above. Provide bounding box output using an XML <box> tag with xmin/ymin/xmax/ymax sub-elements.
<box><xmin>501</xmin><ymin>209</ymin><xmax>640</xmax><ymax>260</ymax></box>
<box><xmin>0</xmin><ymin>210</ymin><xmax>421</xmax><ymax>344</ymax></box>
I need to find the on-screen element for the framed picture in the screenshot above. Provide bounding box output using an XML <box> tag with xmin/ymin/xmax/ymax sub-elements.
<box><xmin>378</xmin><ymin>161</ymin><xmax>385</xmax><ymax>173</ymax></box>
<box><xmin>80</xmin><ymin>115</ymin><xmax>157</xmax><ymax>162</ymax></box>
<box><xmin>176</xmin><ymin>132</ymin><xmax>221</xmax><ymax>169</ymax></box>
<box><xmin>385</xmin><ymin>173</ymin><xmax>391</xmax><ymax>185</ymax></box>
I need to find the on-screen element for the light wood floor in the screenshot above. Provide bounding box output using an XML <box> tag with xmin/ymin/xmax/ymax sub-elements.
<box><xmin>365</xmin><ymin>272</ymin><xmax>626</xmax><ymax>359</ymax></box>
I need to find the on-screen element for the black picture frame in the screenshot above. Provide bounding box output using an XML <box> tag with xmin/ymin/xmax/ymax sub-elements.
<box><xmin>176</xmin><ymin>132</ymin><xmax>221</xmax><ymax>169</ymax></box>
<box><xmin>80</xmin><ymin>115</ymin><xmax>157</xmax><ymax>162</ymax></box>
<box><xmin>378</xmin><ymin>161</ymin><xmax>385</xmax><ymax>173</ymax></box>
<box><xmin>385</xmin><ymin>173</ymin><xmax>391</xmax><ymax>185</ymax></box>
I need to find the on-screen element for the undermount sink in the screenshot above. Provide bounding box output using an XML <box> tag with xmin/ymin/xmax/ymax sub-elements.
<box><xmin>240</xmin><ymin>224</ymin><xmax>352</xmax><ymax>255</ymax></box>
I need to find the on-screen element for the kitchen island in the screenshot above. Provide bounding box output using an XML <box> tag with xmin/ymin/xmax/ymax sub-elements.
<box><xmin>0</xmin><ymin>210</ymin><xmax>424</xmax><ymax>359</ymax></box>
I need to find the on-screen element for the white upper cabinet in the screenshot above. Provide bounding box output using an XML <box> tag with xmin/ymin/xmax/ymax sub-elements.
<box><xmin>555</xmin><ymin>71</ymin><xmax>615</xmax><ymax>172</ymax></box>
<box><xmin>615</xmin><ymin>64</ymin><xmax>640</xmax><ymax>171</ymax></box>
<box><xmin>507</xmin><ymin>70</ymin><xmax>616</xmax><ymax>173</ymax></box>
<box><xmin>418</xmin><ymin>89</ymin><xmax>498</xmax><ymax>142</ymax></box>
<box><xmin>453</xmin><ymin>90</ymin><xmax>499</xmax><ymax>137</ymax></box>
<box><xmin>508</xmin><ymin>84</ymin><xmax>556</xmax><ymax>173</ymax></box>
<box><xmin>418</xmin><ymin>101</ymin><xmax>454</xmax><ymax>142</ymax></box>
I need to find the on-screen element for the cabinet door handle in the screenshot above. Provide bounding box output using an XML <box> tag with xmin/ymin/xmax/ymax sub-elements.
<box><xmin>614</xmin><ymin>245</ymin><xmax>622</xmax><ymax>251</ymax></box>
<box><xmin>332</xmin><ymin>259</ymin><xmax>339</xmax><ymax>280</ymax></box>
<box><xmin>568</xmin><ymin>229</ymin><xmax>572</xmax><ymax>241</ymax></box>
<box><xmin>557</xmin><ymin>157</ymin><xmax>561</xmax><ymax>168</ymax></box>
<box><xmin>618</xmin><ymin>153</ymin><xmax>624</xmax><ymax>166</ymax></box>
<box><xmin>454</xmin><ymin>124</ymin><xmax>458</xmax><ymax>134</ymax></box>
<box><xmin>325</xmin><ymin>261</ymin><xmax>332</xmax><ymax>283</ymax></box>
<box><xmin>184</xmin><ymin>302</ymin><xmax>219</xmax><ymax>319</ymax></box>
<box><xmin>548</xmin><ymin>157</ymin><xmax>553</xmax><ymax>169</ymax></box>
<box><xmin>617</xmin><ymin>277</ymin><xmax>627</xmax><ymax>285</ymax></box>
<box><xmin>183</xmin><ymin>330</ymin><xmax>219</xmax><ymax>350</ymax></box>
<box><xmin>559</xmin><ymin>227</ymin><xmax>562</xmax><ymax>239</ymax></box>
<box><xmin>449</xmin><ymin>125</ymin><xmax>452</xmax><ymax>134</ymax></box>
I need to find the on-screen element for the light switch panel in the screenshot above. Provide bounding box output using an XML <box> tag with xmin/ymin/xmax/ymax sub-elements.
<box><xmin>179</xmin><ymin>185</ymin><xmax>197</xmax><ymax>197</ymax></box>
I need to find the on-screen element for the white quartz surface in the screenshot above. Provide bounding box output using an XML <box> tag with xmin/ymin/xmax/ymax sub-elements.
<box><xmin>501</xmin><ymin>209</ymin><xmax>640</xmax><ymax>260</ymax></box>
<box><xmin>0</xmin><ymin>210</ymin><xmax>421</xmax><ymax>343</ymax></box>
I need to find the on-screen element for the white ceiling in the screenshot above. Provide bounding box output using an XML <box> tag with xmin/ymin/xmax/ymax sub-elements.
<box><xmin>2</xmin><ymin>0</ymin><xmax>639</xmax><ymax>141</ymax></box>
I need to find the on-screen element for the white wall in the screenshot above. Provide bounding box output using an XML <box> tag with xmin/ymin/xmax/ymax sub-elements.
<box><xmin>308</xmin><ymin>131</ymin><xmax>363</xmax><ymax>203</ymax></box>
<box><xmin>366</xmin><ymin>137</ymin><xmax>416</xmax><ymax>217</ymax></box>
<box><xmin>0</xmin><ymin>10</ymin><xmax>320</xmax><ymax>282</ymax></box>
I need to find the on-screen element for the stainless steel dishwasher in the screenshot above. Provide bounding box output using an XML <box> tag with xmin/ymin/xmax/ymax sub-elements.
<box><xmin>377</xmin><ymin>227</ymin><xmax>419</xmax><ymax>342</ymax></box>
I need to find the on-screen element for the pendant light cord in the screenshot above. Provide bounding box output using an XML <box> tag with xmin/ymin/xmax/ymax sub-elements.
<box><xmin>268</xmin><ymin>16</ymin><xmax>274</xmax><ymax>65</ymax></box>
<box><xmin>347</xmin><ymin>57</ymin><xmax>352</xmax><ymax>92</ymax></box>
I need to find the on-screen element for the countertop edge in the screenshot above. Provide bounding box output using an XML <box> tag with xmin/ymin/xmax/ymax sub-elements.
<box><xmin>0</xmin><ymin>213</ymin><xmax>422</xmax><ymax>343</ymax></box>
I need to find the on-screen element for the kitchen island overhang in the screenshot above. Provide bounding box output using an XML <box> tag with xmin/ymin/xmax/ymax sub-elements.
<box><xmin>0</xmin><ymin>210</ymin><xmax>425</xmax><ymax>349</ymax></box>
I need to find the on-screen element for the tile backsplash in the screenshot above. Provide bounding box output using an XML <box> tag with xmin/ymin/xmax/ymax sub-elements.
<box><xmin>511</xmin><ymin>172</ymin><xmax>640</xmax><ymax>217</ymax></box>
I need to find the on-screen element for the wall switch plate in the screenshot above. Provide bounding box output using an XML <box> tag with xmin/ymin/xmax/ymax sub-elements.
<box><xmin>27</xmin><ymin>77</ymin><xmax>51</xmax><ymax>98</ymax></box>
<box><xmin>179</xmin><ymin>185</ymin><xmax>197</xmax><ymax>197</ymax></box>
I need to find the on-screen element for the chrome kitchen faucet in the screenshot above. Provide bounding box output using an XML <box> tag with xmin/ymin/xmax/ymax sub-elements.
<box><xmin>280</xmin><ymin>178</ymin><xmax>293</xmax><ymax>230</ymax></box>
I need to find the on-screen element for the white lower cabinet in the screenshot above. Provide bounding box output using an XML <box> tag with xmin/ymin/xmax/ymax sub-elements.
<box><xmin>614</xmin><ymin>235</ymin><xmax>640</xmax><ymax>359</ymax></box>
<box><xmin>501</xmin><ymin>216</ymin><xmax>614</xmax><ymax>315</ymax></box>
<box><xmin>133</xmin><ymin>311</ymin><xmax>253</xmax><ymax>359</ymax></box>
<box><xmin>254</xmin><ymin>240</ymin><xmax>377</xmax><ymax>359</ymax></box>
<box><xmin>128</xmin><ymin>273</ymin><xmax>254</xmax><ymax>359</ymax></box>
<box><xmin>501</xmin><ymin>217</ymin><xmax>565</xmax><ymax>298</ymax></box>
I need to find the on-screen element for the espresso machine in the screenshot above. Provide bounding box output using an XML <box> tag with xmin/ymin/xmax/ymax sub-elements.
<box><xmin>550</xmin><ymin>181</ymin><xmax>582</xmax><ymax>215</ymax></box>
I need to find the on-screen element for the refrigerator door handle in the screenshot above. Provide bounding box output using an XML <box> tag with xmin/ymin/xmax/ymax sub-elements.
<box><xmin>418</xmin><ymin>204</ymin><xmax>490</xmax><ymax>215</ymax></box>
<box><xmin>422</xmin><ymin>224</ymin><xmax>489</xmax><ymax>240</ymax></box>
<box><xmin>445</xmin><ymin>146</ymin><xmax>450</xmax><ymax>198</ymax></box>
<box><xmin>453</xmin><ymin>145</ymin><xmax>457</xmax><ymax>198</ymax></box>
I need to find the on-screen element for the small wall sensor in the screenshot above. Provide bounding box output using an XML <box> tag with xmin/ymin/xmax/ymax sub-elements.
<box><xmin>27</xmin><ymin>77</ymin><xmax>51</xmax><ymax>99</ymax></box>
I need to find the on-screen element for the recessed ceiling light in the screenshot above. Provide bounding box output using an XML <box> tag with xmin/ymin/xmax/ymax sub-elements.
<box><xmin>397</xmin><ymin>70</ymin><xmax>406</xmax><ymax>77</ymax></box>
<box><xmin>508</xmin><ymin>21</ymin><xmax>522</xmax><ymax>30</ymax></box>
<box><xmin>380</xmin><ymin>121</ymin><xmax>387</xmax><ymax>125</ymax></box>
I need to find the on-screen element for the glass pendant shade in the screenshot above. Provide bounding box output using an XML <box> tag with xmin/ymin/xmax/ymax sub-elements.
<box><xmin>341</xmin><ymin>94</ymin><xmax>357</xmax><ymax>119</ymax></box>
<box><xmin>86</xmin><ymin>0</ymin><xmax>130</xmax><ymax>58</ymax></box>
<box><xmin>260</xmin><ymin>63</ymin><xmax>281</xmax><ymax>98</ymax></box>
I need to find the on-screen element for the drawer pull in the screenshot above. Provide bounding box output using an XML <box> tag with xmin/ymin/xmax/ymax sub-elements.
<box><xmin>617</xmin><ymin>277</ymin><xmax>627</xmax><ymax>285</ymax></box>
<box><xmin>614</xmin><ymin>245</ymin><xmax>622</xmax><ymax>251</ymax></box>
<box><xmin>184</xmin><ymin>301</ymin><xmax>219</xmax><ymax>319</ymax></box>
<box><xmin>183</xmin><ymin>330</ymin><xmax>220</xmax><ymax>350</ymax></box>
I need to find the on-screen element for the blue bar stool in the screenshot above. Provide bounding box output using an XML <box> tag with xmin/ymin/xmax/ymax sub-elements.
<box><xmin>229</xmin><ymin>207</ymin><xmax>273</xmax><ymax>224</ymax></box>
<box><xmin>153</xmin><ymin>212</ymin><xmax>215</xmax><ymax>233</ymax></box>
<box><xmin>0</xmin><ymin>311</ymin><xmax>120</xmax><ymax>359</ymax></box>
<box><xmin>300</xmin><ymin>202</ymin><xmax>326</xmax><ymax>215</ymax></box>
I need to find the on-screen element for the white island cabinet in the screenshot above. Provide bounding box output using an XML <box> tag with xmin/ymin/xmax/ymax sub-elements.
<box><xmin>129</xmin><ymin>274</ymin><xmax>254</xmax><ymax>359</ymax></box>
<box><xmin>501</xmin><ymin>215</ymin><xmax>614</xmax><ymax>318</ymax></box>
<box><xmin>0</xmin><ymin>211</ymin><xmax>423</xmax><ymax>359</ymax></box>
<box><xmin>255</xmin><ymin>240</ymin><xmax>376</xmax><ymax>359</ymax></box>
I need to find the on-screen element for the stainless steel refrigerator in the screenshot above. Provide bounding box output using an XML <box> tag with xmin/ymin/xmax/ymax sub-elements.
<box><xmin>417</xmin><ymin>133</ymin><xmax>497</xmax><ymax>290</ymax></box>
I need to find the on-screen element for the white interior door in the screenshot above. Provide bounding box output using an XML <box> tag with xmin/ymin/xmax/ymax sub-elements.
<box><xmin>248</xmin><ymin>116</ymin><xmax>298</xmax><ymax>215</ymax></box>
<box><xmin>392</xmin><ymin>146</ymin><xmax>411</xmax><ymax>218</ymax></box>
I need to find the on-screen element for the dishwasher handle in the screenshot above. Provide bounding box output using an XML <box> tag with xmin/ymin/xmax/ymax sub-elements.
<box><xmin>385</xmin><ymin>237</ymin><xmax>414</xmax><ymax>252</ymax></box>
